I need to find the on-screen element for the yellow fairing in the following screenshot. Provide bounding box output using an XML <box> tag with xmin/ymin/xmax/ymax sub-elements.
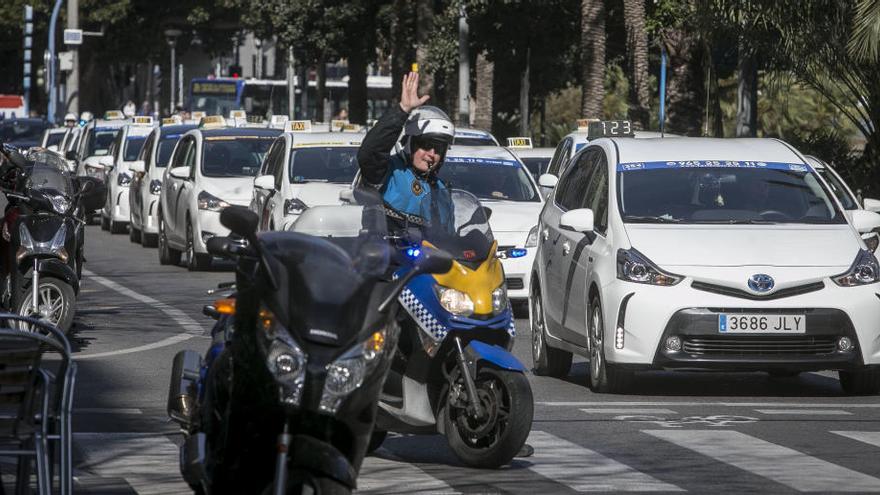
<box><xmin>427</xmin><ymin>240</ymin><xmax>504</xmax><ymax>316</ymax></box>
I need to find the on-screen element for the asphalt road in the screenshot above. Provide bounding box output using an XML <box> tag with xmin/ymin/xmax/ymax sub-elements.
<box><xmin>10</xmin><ymin>224</ymin><xmax>880</xmax><ymax>494</ymax></box>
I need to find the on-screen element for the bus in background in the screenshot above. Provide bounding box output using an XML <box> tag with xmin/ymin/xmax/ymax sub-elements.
<box><xmin>188</xmin><ymin>76</ymin><xmax>392</xmax><ymax>121</ymax></box>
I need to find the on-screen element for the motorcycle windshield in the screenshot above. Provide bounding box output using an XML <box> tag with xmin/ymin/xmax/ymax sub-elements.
<box><xmin>23</xmin><ymin>149</ymin><xmax>74</xmax><ymax>198</ymax></box>
<box><xmin>418</xmin><ymin>188</ymin><xmax>495</xmax><ymax>263</ymax></box>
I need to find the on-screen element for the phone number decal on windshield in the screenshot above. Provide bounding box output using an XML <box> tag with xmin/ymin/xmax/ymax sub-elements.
<box><xmin>445</xmin><ymin>157</ymin><xmax>520</xmax><ymax>167</ymax></box>
<box><xmin>616</xmin><ymin>160</ymin><xmax>812</xmax><ymax>173</ymax></box>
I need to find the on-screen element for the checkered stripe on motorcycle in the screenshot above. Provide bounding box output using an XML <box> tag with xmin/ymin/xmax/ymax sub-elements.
<box><xmin>399</xmin><ymin>287</ymin><xmax>447</xmax><ymax>340</ymax></box>
<box><xmin>507</xmin><ymin>317</ymin><xmax>516</xmax><ymax>337</ymax></box>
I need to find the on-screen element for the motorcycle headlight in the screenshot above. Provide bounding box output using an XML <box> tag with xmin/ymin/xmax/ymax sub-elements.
<box><xmin>149</xmin><ymin>179</ymin><xmax>162</xmax><ymax>195</ymax></box>
<box><xmin>492</xmin><ymin>285</ymin><xmax>508</xmax><ymax>314</ymax></box>
<box><xmin>47</xmin><ymin>194</ymin><xmax>70</xmax><ymax>214</ymax></box>
<box><xmin>319</xmin><ymin>324</ymin><xmax>396</xmax><ymax>414</ymax></box>
<box><xmin>16</xmin><ymin>223</ymin><xmax>68</xmax><ymax>263</ymax></box>
<box><xmin>436</xmin><ymin>286</ymin><xmax>474</xmax><ymax>316</ymax></box>
<box><xmin>117</xmin><ymin>172</ymin><xmax>132</xmax><ymax>186</ymax></box>
<box><xmin>833</xmin><ymin>249</ymin><xmax>880</xmax><ymax>286</ymax></box>
<box><xmin>616</xmin><ymin>248</ymin><xmax>682</xmax><ymax>286</ymax></box>
<box><xmin>525</xmin><ymin>225</ymin><xmax>539</xmax><ymax>248</ymax></box>
<box><xmin>256</xmin><ymin>308</ymin><xmax>308</xmax><ymax>406</ymax></box>
<box><xmin>198</xmin><ymin>191</ymin><xmax>231</xmax><ymax>211</ymax></box>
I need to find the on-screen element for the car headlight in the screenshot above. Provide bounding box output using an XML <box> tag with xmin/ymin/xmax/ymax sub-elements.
<box><xmin>17</xmin><ymin>223</ymin><xmax>68</xmax><ymax>263</ymax></box>
<box><xmin>198</xmin><ymin>191</ymin><xmax>231</xmax><ymax>211</ymax></box>
<box><xmin>149</xmin><ymin>179</ymin><xmax>162</xmax><ymax>195</ymax></box>
<box><xmin>46</xmin><ymin>193</ymin><xmax>70</xmax><ymax>214</ymax></box>
<box><xmin>284</xmin><ymin>198</ymin><xmax>308</xmax><ymax>216</ymax></box>
<box><xmin>85</xmin><ymin>165</ymin><xmax>103</xmax><ymax>179</ymax></box>
<box><xmin>492</xmin><ymin>285</ymin><xmax>508</xmax><ymax>314</ymax></box>
<box><xmin>436</xmin><ymin>286</ymin><xmax>475</xmax><ymax>316</ymax></box>
<box><xmin>864</xmin><ymin>233</ymin><xmax>879</xmax><ymax>253</ymax></box>
<box><xmin>117</xmin><ymin>172</ymin><xmax>132</xmax><ymax>186</ymax></box>
<box><xmin>525</xmin><ymin>225</ymin><xmax>539</xmax><ymax>248</ymax></box>
<box><xmin>616</xmin><ymin>248</ymin><xmax>682</xmax><ymax>286</ymax></box>
<box><xmin>320</xmin><ymin>324</ymin><xmax>395</xmax><ymax>414</ymax></box>
<box><xmin>256</xmin><ymin>307</ymin><xmax>308</xmax><ymax>406</ymax></box>
<box><xmin>833</xmin><ymin>249</ymin><xmax>880</xmax><ymax>286</ymax></box>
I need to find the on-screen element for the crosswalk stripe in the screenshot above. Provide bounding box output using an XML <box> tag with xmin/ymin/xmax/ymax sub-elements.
<box><xmin>646</xmin><ymin>429</ymin><xmax>880</xmax><ymax>492</ymax></box>
<box><xmin>580</xmin><ymin>408</ymin><xmax>677</xmax><ymax>414</ymax></box>
<box><xmin>832</xmin><ymin>431</ymin><xmax>880</xmax><ymax>448</ymax></box>
<box><xmin>358</xmin><ymin>452</ymin><xmax>459</xmax><ymax>494</ymax></box>
<box><xmin>525</xmin><ymin>430</ymin><xmax>683</xmax><ymax>492</ymax></box>
<box><xmin>755</xmin><ymin>409</ymin><xmax>851</xmax><ymax>415</ymax></box>
<box><xmin>75</xmin><ymin>433</ymin><xmax>190</xmax><ymax>495</ymax></box>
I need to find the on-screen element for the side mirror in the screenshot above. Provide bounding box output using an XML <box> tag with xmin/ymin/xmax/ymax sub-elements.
<box><xmin>415</xmin><ymin>246</ymin><xmax>454</xmax><ymax>275</ymax></box>
<box><xmin>220</xmin><ymin>206</ymin><xmax>259</xmax><ymax>238</ymax></box>
<box><xmin>254</xmin><ymin>174</ymin><xmax>275</xmax><ymax>190</ymax></box>
<box><xmin>482</xmin><ymin>206</ymin><xmax>493</xmax><ymax>221</ymax></box>
<box><xmin>64</xmin><ymin>150</ymin><xmax>77</xmax><ymax>161</ymax></box>
<box><xmin>169</xmin><ymin>166</ymin><xmax>190</xmax><ymax>179</ymax></box>
<box><xmin>79</xmin><ymin>178</ymin><xmax>106</xmax><ymax>212</ymax></box>
<box><xmin>560</xmin><ymin>208</ymin><xmax>595</xmax><ymax>233</ymax></box>
<box><xmin>206</xmin><ymin>236</ymin><xmax>232</xmax><ymax>257</ymax></box>
<box><xmin>98</xmin><ymin>156</ymin><xmax>114</xmax><ymax>168</ymax></box>
<box><xmin>538</xmin><ymin>174</ymin><xmax>558</xmax><ymax>188</ymax></box>
<box><xmin>339</xmin><ymin>188</ymin><xmax>354</xmax><ymax>204</ymax></box>
<box><xmin>202</xmin><ymin>305</ymin><xmax>221</xmax><ymax>320</ymax></box>
<box><xmin>851</xmin><ymin>209</ymin><xmax>880</xmax><ymax>234</ymax></box>
<box><xmin>129</xmin><ymin>160</ymin><xmax>145</xmax><ymax>174</ymax></box>
<box><xmin>864</xmin><ymin>198</ymin><xmax>880</xmax><ymax>212</ymax></box>
<box><xmin>47</xmin><ymin>145</ymin><xmax>58</xmax><ymax>152</ymax></box>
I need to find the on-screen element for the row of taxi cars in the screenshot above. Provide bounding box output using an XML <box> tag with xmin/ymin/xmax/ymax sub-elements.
<box><xmin>50</xmin><ymin>111</ymin><xmax>880</xmax><ymax>394</ymax></box>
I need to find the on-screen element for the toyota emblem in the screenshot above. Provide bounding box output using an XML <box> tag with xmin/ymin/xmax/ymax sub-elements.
<box><xmin>747</xmin><ymin>274</ymin><xmax>775</xmax><ymax>293</ymax></box>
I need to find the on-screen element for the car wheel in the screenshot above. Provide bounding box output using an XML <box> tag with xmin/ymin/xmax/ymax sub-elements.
<box><xmin>839</xmin><ymin>368</ymin><xmax>880</xmax><ymax>395</ymax></box>
<box><xmin>186</xmin><ymin>219</ymin><xmax>211</xmax><ymax>271</ymax></box>
<box><xmin>129</xmin><ymin>224</ymin><xmax>141</xmax><ymax>243</ymax></box>
<box><xmin>588</xmin><ymin>297</ymin><xmax>632</xmax><ymax>393</ymax></box>
<box><xmin>158</xmin><ymin>215</ymin><xmax>181</xmax><ymax>266</ymax></box>
<box><xmin>110</xmin><ymin>219</ymin><xmax>127</xmax><ymax>234</ymax></box>
<box><xmin>530</xmin><ymin>284</ymin><xmax>572</xmax><ymax>377</ymax></box>
<box><xmin>100</xmin><ymin>215</ymin><xmax>110</xmax><ymax>231</ymax></box>
<box><xmin>141</xmin><ymin>232</ymin><xmax>158</xmax><ymax>248</ymax></box>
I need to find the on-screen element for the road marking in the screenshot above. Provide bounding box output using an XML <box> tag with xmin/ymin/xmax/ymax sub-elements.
<box><xmin>75</xmin><ymin>432</ymin><xmax>190</xmax><ymax>495</ymax></box>
<box><xmin>832</xmin><ymin>431</ymin><xmax>880</xmax><ymax>448</ymax></box>
<box><xmin>540</xmin><ymin>401</ymin><xmax>880</xmax><ymax>408</ymax></box>
<box><xmin>524</xmin><ymin>430</ymin><xmax>683</xmax><ymax>492</ymax></box>
<box><xmin>75</xmin><ymin>408</ymin><xmax>143</xmax><ymax>415</ymax></box>
<box><xmin>617</xmin><ymin>415</ymin><xmax>758</xmax><ymax>428</ymax></box>
<box><xmin>755</xmin><ymin>409</ymin><xmax>852</xmax><ymax>415</ymax></box>
<box><xmin>580</xmin><ymin>408</ymin><xmax>677</xmax><ymax>415</ymax></box>
<box><xmin>646</xmin><ymin>429</ymin><xmax>880</xmax><ymax>492</ymax></box>
<box><xmin>358</xmin><ymin>452</ymin><xmax>459</xmax><ymax>494</ymax></box>
<box><xmin>75</xmin><ymin>269</ymin><xmax>207</xmax><ymax>360</ymax></box>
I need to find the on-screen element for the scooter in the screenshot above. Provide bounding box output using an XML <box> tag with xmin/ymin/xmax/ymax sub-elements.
<box><xmin>373</xmin><ymin>188</ymin><xmax>534</xmax><ymax>468</ymax></box>
<box><xmin>167</xmin><ymin>201</ymin><xmax>453</xmax><ymax>494</ymax></box>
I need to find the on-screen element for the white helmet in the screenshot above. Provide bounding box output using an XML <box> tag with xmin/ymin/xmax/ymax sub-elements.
<box><xmin>64</xmin><ymin>112</ymin><xmax>77</xmax><ymax>123</ymax></box>
<box><xmin>80</xmin><ymin>111</ymin><xmax>94</xmax><ymax>122</ymax></box>
<box><xmin>403</xmin><ymin>106</ymin><xmax>455</xmax><ymax>143</ymax></box>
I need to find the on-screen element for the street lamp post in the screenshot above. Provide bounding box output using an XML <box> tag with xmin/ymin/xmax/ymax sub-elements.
<box><xmin>164</xmin><ymin>28</ymin><xmax>182</xmax><ymax>115</ymax></box>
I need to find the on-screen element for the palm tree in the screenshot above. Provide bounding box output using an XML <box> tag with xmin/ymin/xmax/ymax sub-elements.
<box><xmin>474</xmin><ymin>51</ymin><xmax>494</xmax><ymax>131</ymax></box>
<box><xmin>580</xmin><ymin>0</ymin><xmax>605</xmax><ymax>118</ymax></box>
<box><xmin>850</xmin><ymin>0</ymin><xmax>880</xmax><ymax>62</ymax></box>
<box><xmin>623</xmin><ymin>0</ymin><xmax>650</xmax><ymax>129</ymax></box>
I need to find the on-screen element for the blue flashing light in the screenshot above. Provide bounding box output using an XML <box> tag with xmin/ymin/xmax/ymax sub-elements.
<box><xmin>508</xmin><ymin>248</ymin><xmax>527</xmax><ymax>259</ymax></box>
<box><xmin>405</xmin><ymin>247</ymin><xmax>421</xmax><ymax>259</ymax></box>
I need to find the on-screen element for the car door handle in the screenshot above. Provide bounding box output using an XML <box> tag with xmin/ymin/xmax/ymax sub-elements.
<box><xmin>562</xmin><ymin>241</ymin><xmax>571</xmax><ymax>255</ymax></box>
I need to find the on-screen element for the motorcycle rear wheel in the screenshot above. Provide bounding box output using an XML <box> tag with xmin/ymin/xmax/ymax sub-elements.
<box><xmin>443</xmin><ymin>367</ymin><xmax>533</xmax><ymax>468</ymax></box>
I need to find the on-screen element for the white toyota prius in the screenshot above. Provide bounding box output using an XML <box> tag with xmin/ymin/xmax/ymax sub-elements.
<box><xmin>531</xmin><ymin>135</ymin><xmax>880</xmax><ymax>394</ymax></box>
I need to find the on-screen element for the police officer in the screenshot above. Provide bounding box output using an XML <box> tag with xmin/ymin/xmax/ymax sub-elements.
<box><xmin>357</xmin><ymin>71</ymin><xmax>455</xmax><ymax>226</ymax></box>
<box><xmin>63</xmin><ymin>113</ymin><xmax>78</xmax><ymax>128</ymax></box>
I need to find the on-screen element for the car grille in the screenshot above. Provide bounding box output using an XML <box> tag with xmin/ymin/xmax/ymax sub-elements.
<box><xmin>506</xmin><ymin>277</ymin><xmax>524</xmax><ymax>290</ymax></box>
<box><xmin>682</xmin><ymin>336</ymin><xmax>838</xmax><ymax>356</ymax></box>
<box><xmin>691</xmin><ymin>281</ymin><xmax>825</xmax><ymax>300</ymax></box>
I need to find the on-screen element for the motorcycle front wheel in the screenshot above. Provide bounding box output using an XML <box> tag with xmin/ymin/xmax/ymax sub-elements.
<box><xmin>18</xmin><ymin>277</ymin><xmax>76</xmax><ymax>332</ymax></box>
<box><xmin>443</xmin><ymin>367</ymin><xmax>534</xmax><ymax>468</ymax></box>
<box><xmin>261</xmin><ymin>469</ymin><xmax>352</xmax><ymax>495</ymax></box>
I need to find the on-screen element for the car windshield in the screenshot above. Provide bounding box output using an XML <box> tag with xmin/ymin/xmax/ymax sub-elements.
<box><xmin>816</xmin><ymin>167</ymin><xmax>857</xmax><ymax>210</ymax></box>
<box><xmin>124</xmin><ymin>137</ymin><xmax>146</xmax><ymax>161</ymax></box>
<box><xmin>86</xmin><ymin>129</ymin><xmax>118</xmax><ymax>156</ymax></box>
<box><xmin>617</xmin><ymin>161</ymin><xmax>845</xmax><ymax>224</ymax></box>
<box><xmin>288</xmin><ymin>146</ymin><xmax>359</xmax><ymax>184</ymax></box>
<box><xmin>201</xmin><ymin>136</ymin><xmax>273</xmax><ymax>177</ymax></box>
<box><xmin>44</xmin><ymin>132</ymin><xmax>65</xmax><ymax>147</ymax></box>
<box><xmin>438</xmin><ymin>156</ymin><xmax>539</xmax><ymax>202</ymax></box>
<box><xmin>156</xmin><ymin>136</ymin><xmax>181</xmax><ymax>167</ymax></box>
<box><xmin>520</xmin><ymin>157</ymin><xmax>550</xmax><ymax>178</ymax></box>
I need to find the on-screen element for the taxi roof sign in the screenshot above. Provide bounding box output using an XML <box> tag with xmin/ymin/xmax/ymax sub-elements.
<box><xmin>288</xmin><ymin>120</ymin><xmax>312</xmax><ymax>133</ymax></box>
<box><xmin>270</xmin><ymin>115</ymin><xmax>289</xmax><ymax>129</ymax></box>
<box><xmin>586</xmin><ymin>120</ymin><xmax>634</xmax><ymax>140</ymax></box>
<box><xmin>191</xmin><ymin>111</ymin><xmax>206</xmax><ymax>121</ymax></box>
<box><xmin>104</xmin><ymin>110</ymin><xmax>124</xmax><ymax>120</ymax></box>
<box><xmin>576</xmin><ymin>118</ymin><xmax>599</xmax><ymax>131</ymax></box>
<box><xmin>131</xmin><ymin>116</ymin><xmax>154</xmax><ymax>126</ymax></box>
<box><xmin>162</xmin><ymin>116</ymin><xmax>183</xmax><ymax>126</ymax></box>
<box><xmin>506</xmin><ymin>137</ymin><xmax>533</xmax><ymax>149</ymax></box>
<box><xmin>229</xmin><ymin>110</ymin><xmax>246</xmax><ymax>120</ymax></box>
<box><xmin>330</xmin><ymin>119</ymin><xmax>349</xmax><ymax>131</ymax></box>
<box><xmin>199</xmin><ymin>115</ymin><xmax>227</xmax><ymax>129</ymax></box>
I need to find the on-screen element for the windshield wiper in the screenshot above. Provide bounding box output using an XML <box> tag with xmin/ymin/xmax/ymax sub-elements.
<box><xmin>623</xmin><ymin>215</ymin><xmax>682</xmax><ymax>223</ymax></box>
<box><xmin>696</xmin><ymin>219</ymin><xmax>777</xmax><ymax>225</ymax></box>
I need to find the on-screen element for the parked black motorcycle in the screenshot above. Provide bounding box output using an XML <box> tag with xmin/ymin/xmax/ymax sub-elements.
<box><xmin>0</xmin><ymin>145</ymin><xmax>104</xmax><ymax>331</ymax></box>
<box><xmin>167</xmin><ymin>202</ymin><xmax>453</xmax><ymax>494</ymax></box>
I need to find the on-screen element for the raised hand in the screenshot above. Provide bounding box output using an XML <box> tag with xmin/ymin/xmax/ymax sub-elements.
<box><xmin>399</xmin><ymin>71</ymin><xmax>430</xmax><ymax>113</ymax></box>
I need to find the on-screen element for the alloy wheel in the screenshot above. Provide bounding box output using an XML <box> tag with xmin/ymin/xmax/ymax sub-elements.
<box><xmin>590</xmin><ymin>305</ymin><xmax>603</xmax><ymax>381</ymax></box>
<box><xmin>21</xmin><ymin>283</ymin><xmax>65</xmax><ymax>326</ymax></box>
<box><xmin>531</xmin><ymin>296</ymin><xmax>544</xmax><ymax>364</ymax></box>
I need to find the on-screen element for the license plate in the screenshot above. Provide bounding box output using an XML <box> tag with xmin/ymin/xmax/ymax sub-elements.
<box><xmin>718</xmin><ymin>314</ymin><xmax>806</xmax><ymax>333</ymax></box>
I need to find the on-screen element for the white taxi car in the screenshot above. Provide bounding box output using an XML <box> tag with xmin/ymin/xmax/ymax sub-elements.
<box><xmin>251</xmin><ymin>123</ymin><xmax>363</xmax><ymax>231</ymax></box>
<box><xmin>157</xmin><ymin>117</ymin><xmax>280</xmax><ymax>270</ymax></box>
<box><xmin>73</xmin><ymin>113</ymin><xmax>128</xmax><ymax>181</ymax></box>
<box><xmin>453</xmin><ymin>127</ymin><xmax>499</xmax><ymax>146</ymax></box>
<box><xmin>506</xmin><ymin>137</ymin><xmax>555</xmax><ymax>180</ymax></box>
<box><xmin>128</xmin><ymin>121</ymin><xmax>197</xmax><ymax>246</ymax></box>
<box><xmin>100</xmin><ymin>117</ymin><xmax>156</xmax><ymax>234</ymax></box>
<box><xmin>531</xmin><ymin>134</ymin><xmax>880</xmax><ymax>395</ymax></box>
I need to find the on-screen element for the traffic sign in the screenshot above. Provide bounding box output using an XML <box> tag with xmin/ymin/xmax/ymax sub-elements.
<box><xmin>63</xmin><ymin>29</ymin><xmax>83</xmax><ymax>45</ymax></box>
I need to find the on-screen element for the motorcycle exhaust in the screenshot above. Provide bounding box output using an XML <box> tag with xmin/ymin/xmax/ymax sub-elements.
<box><xmin>167</xmin><ymin>350</ymin><xmax>201</xmax><ymax>428</ymax></box>
<box><xmin>180</xmin><ymin>432</ymin><xmax>208</xmax><ymax>488</ymax></box>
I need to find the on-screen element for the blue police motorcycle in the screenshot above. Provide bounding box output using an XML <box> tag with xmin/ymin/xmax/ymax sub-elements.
<box><xmin>372</xmin><ymin>189</ymin><xmax>533</xmax><ymax>468</ymax></box>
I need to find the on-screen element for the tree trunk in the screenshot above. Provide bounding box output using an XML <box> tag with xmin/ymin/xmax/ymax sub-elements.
<box><xmin>520</xmin><ymin>47</ymin><xmax>531</xmax><ymax>135</ymax></box>
<box><xmin>415</xmin><ymin>0</ymin><xmax>434</xmax><ymax>96</ymax></box>
<box><xmin>623</xmin><ymin>0</ymin><xmax>650</xmax><ymax>130</ymax></box>
<box><xmin>580</xmin><ymin>0</ymin><xmax>605</xmax><ymax>118</ymax></box>
<box><xmin>348</xmin><ymin>43</ymin><xmax>369</xmax><ymax>124</ymax></box>
<box><xmin>473</xmin><ymin>51</ymin><xmax>493</xmax><ymax>131</ymax></box>
<box><xmin>663</xmin><ymin>28</ymin><xmax>705</xmax><ymax>136</ymax></box>
<box><xmin>315</xmin><ymin>55</ymin><xmax>327</xmax><ymax>122</ymax></box>
<box><xmin>735</xmin><ymin>47</ymin><xmax>758</xmax><ymax>137</ymax></box>
<box><xmin>391</xmin><ymin>0</ymin><xmax>415</xmax><ymax>100</ymax></box>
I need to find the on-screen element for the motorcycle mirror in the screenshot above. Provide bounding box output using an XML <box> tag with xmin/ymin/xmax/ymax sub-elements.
<box><xmin>482</xmin><ymin>206</ymin><xmax>493</xmax><ymax>221</ymax></box>
<box><xmin>79</xmin><ymin>178</ymin><xmax>106</xmax><ymax>212</ymax></box>
<box><xmin>416</xmin><ymin>247</ymin><xmax>454</xmax><ymax>275</ymax></box>
<box><xmin>220</xmin><ymin>206</ymin><xmax>258</xmax><ymax>239</ymax></box>
<box><xmin>202</xmin><ymin>304</ymin><xmax>221</xmax><ymax>320</ymax></box>
<box><xmin>206</xmin><ymin>236</ymin><xmax>232</xmax><ymax>257</ymax></box>
<box><xmin>65</xmin><ymin>150</ymin><xmax>77</xmax><ymax>161</ymax></box>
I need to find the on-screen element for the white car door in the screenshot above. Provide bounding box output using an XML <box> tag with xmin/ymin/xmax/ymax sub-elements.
<box><xmin>254</xmin><ymin>138</ymin><xmax>284</xmax><ymax>230</ymax></box>
<box><xmin>176</xmin><ymin>138</ymin><xmax>199</xmax><ymax>239</ymax></box>
<box><xmin>162</xmin><ymin>136</ymin><xmax>193</xmax><ymax>243</ymax></box>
